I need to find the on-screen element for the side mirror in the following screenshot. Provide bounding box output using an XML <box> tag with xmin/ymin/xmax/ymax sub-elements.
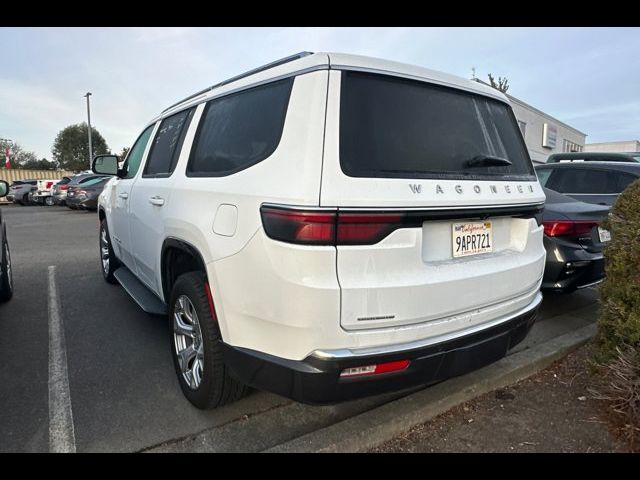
<box><xmin>0</xmin><ymin>180</ymin><xmax>8</xmax><ymax>198</ymax></box>
<box><xmin>92</xmin><ymin>154</ymin><xmax>120</xmax><ymax>176</ymax></box>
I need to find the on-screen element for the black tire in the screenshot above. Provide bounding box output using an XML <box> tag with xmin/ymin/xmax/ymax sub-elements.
<box><xmin>170</xmin><ymin>272</ymin><xmax>248</xmax><ymax>409</ymax></box>
<box><xmin>0</xmin><ymin>235</ymin><xmax>13</xmax><ymax>302</ymax></box>
<box><xmin>45</xmin><ymin>196</ymin><xmax>55</xmax><ymax>206</ymax></box>
<box><xmin>99</xmin><ymin>219</ymin><xmax>119</xmax><ymax>284</ymax></box>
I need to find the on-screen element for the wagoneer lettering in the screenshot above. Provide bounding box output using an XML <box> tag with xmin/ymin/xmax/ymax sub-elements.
<box><xmin>94</xmin><ymin>52</ymin><xmax>545</xmax><ymax>409</ymax></box>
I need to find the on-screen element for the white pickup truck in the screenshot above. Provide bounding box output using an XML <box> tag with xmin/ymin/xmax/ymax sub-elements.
<box><xmin>29</xmin><ymin>179</ymin><xmax>60</xmax><ymax>206</ymax></box>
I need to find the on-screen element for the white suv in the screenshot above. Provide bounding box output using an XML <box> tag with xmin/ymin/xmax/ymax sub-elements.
<box><xmin>93</xmin><ymin>52</ymin><xmax>546</xmax><ymax>409</ymax></box>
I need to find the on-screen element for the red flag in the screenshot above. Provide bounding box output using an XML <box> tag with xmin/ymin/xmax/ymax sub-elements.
<box><xmin>4</xmin><ymin>146</ymin><xmax>10</xmax><ymax>169</ymax></box>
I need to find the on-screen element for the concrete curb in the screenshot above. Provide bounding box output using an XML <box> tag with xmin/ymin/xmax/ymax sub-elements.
<box><xmin>263</xmin><ymin>322</ymin><xmax>597</xmax><ymax>453</ymax></box>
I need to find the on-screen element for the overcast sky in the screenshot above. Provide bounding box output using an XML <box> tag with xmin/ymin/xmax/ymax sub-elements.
<box><xmin>1</xmin><ymin>27</ymin><xmax>638</xmax><ymax>159</ymax></box>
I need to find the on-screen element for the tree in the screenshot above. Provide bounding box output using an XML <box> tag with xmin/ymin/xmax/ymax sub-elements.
<box><xmin>0</xmin><ymin>141</ymin><xmax>37</xmax><ymax>167</ymax></box>
<box><xmin>21</xmin><ymin>158</ymin><xmax>58</xmax><ymax>170</ymax></box>
<box><xmin>52</xmin><ymin>123</ymin><xmax>109</xmax><ymax>171</ymax></box>
<box><xmin>119</xmin><ymin>147</ymin><xmax>130</xmax><ymax>160</ymax></box>
<box><xmin>487</xmin><ymin>73</ymin><xmax>509</xmax><ymax>93</ymax></box>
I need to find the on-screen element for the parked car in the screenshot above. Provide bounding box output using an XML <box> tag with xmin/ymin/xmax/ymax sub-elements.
<box><xmin>65</xmin><ymin>176</ymin><xmax>111</xmax><ymax>211</ymax></box>
<box><xmin>0</xmin><ymin>180</ymin><xmax>13</xmax><ymax>302</ymax></box>
<box><xmin>6</xmin><ymin>180</ymin><xmax>37</xmax><ymax>205</ymax></box>
<box><xmin>92</xmin><ymin>52</ymin><xmax>546</xmax><ymax>409</ymax></box>
<box><xmin>541</xmin><ymin>188</ymin><xmax>610</xmax><ymax>293</ymax></box>
<box><xmin>535</xmin><ymin>161</ymin><xmax>640</xmax><ymax>206</ymax></box>
<box><xmin>546</xmin><ymin>152</ymin><xmax>640</xmax><ymax>163</ymax></box>
<box><xmin>623</xmin><ymin>152</ymin><xmax>640</xmax><ymax>162</ymax></box>
<box><xmin>65</xmin><ymin>174</ymin><xmax>110</xmax><ymax>209</ymax></box>
<box><xmin>52</xmin><ymin>176</ymin><xmax>73</xmax><ymax>206</ymax></box>
<box><xmin>29</xmin><ymin>179</ymin><xmax>60</xmax><ymax>206</ymax></box>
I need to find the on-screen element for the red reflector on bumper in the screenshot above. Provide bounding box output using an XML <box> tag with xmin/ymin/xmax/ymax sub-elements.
<box><xmin>340</xmin><ymin>360</ymin><xmax>411</xmax><ymax>378</ymax></box>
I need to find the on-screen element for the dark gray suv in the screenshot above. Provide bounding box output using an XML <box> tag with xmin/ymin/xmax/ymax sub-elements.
<box><xmin>535</xmin><ymin>161</ymin><xmax>640</xmax><ymax>206</ymax></box>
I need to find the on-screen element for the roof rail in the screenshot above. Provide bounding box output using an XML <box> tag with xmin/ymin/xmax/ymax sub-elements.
<box><xmin>162</xmin><ymin>51</ymin><xmax>314</xmax><ymax>114</ymax></box>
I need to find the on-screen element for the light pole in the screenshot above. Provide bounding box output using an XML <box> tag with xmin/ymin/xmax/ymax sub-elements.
<box><xmin>84</xmin><ymin>92</ymin><xmax>93</xmax><ymax>169</ymax></box>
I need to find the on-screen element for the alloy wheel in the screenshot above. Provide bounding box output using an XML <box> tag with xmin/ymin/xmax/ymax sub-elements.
<box><xmin>100</xmin><ymin>226</ymin><xmax>109</xmax><ymax>274</ymax></box>
<box><xmin>4</xmin><ymin>241</ymin><xmax>11</xmax><ymax>291</ymax></box>
<box><xmin>173</xmin><ymin>295</ymin><xmax>205</xmax><ymax>390</ymax></box>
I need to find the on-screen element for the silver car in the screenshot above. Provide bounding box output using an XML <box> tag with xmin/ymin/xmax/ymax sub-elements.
<box><xmin>7</xmin><ymin>180</ymin><xmax>37</xmax><ymax>205</ymax></box>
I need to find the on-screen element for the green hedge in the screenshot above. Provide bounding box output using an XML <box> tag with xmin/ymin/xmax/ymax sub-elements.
<box><xmin>595</xmin><ymin>178</ymin><xmax>640</xmax><ymax>363</ymax></box>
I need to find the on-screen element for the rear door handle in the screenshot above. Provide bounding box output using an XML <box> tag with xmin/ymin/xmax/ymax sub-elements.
<box><xmin>118</xmin><ymin>193</ymin><xmax>129</xmax><ymax>200</ymax></box>
<box><xmin>149</xmin><ymin>196</ymin><xmax>165</xmax><ymax>206</ymax></box>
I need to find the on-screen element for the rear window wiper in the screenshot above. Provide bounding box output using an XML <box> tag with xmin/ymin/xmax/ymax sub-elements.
<box><xmin>465</xmin><ymin>155</ymin><xmax>513</xmax><ymax>168</ymax></box>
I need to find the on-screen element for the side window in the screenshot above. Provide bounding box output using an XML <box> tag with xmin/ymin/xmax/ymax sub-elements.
<box><xmin>123</xmin><ymin>124</ymin><xmax>155</xmax><ymax>179</ymax></box>
<box><xmin>535</xmin><ymin>169</ymin><xmax>553</xmax><ymax>187</ymax></box>
<box><xmin>615</xmin><ymin>172</ymin><xmax>638</xmax><ymax>192</ymax></box>
<box><xmin>143</xmin><ymin>108</ymin><xmax>195</xmax><ymax>178</ymax></box>
<box><xmin>187</xmin><ymin>78</ymin><xmax>293</xmax><ymax>177</ymax></box>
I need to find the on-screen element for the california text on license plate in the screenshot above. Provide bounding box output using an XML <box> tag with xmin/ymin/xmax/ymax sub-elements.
<box><xmin>452</xmin><ymin>222</ymin><xmax>493</xmax><ymax>258</ymax></box>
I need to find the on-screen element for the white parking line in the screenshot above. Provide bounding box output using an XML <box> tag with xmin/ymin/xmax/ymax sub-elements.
<box><xmin>48</xmin><ymin>265</ymin><xmax>76</xmax><ymax>453</ymax></box>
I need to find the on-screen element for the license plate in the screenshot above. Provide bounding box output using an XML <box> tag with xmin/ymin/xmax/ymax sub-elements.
<box><xmin>452</xmin><ymin>222</ymin><xmax>493</xmax><ymax>258</ymax></box>
<box><xmin>598</xmin><ymin>227</ymin><xmax>611</xmax><ymax>243</ymax></box>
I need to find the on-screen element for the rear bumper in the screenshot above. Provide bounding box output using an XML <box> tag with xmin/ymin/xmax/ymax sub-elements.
<box><xmin>542</xmin><ymin>237</ymin><xmax>605</xmax><ymax>292</ymax></box>
<box><xmin>222</xmin><ymin>292</ymin><xmax>541</xmax><ymax>404</ymax></box>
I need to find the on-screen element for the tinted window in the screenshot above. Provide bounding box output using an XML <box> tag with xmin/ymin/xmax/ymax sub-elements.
<box><xmin>188</xmin><ymin>78</ymin><xmax>293</xmax><ymax>177</ymax></box>
<box><xmin>548</xmin><ymin>168</ymin><xmax>619</xmax><ymax>194</ymax></box>
<box><xmin>144</xmin><ymin>108</ymin><xmax>195</xmax><ymax>177</ymax></box>
<box><xmin>78</xmin><ymin>175</ymin><xmax>103</xmax><ymax>185</ymax></box>
<box><xmin>340</xmin><ymin>71</ymin><xmax>534</xmax><ymax>180</ymax></box>
<box><xmin>124</xmin><ymin>124</ymin><xmax>155</xmax><ymax>179</ymax></box>
<box><xmin>536</xmin><ymin>168</ymin><xmax>553</xmax><ymax>186</ymax></box>
<box><xmin>615</xmin><ymin>172</ymin><xmax>638</xmax><ymax>192</ymax></box>
<box><xmin>80</xmin><ymin>176</ymin><xmax>108</xmax><ymax>187</ymax></box>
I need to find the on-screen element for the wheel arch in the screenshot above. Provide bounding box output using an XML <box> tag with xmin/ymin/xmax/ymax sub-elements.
<box><xmin>161</xmin><ymin>237</ymin><xmax>209</xmax><ymax>305</ymax></box>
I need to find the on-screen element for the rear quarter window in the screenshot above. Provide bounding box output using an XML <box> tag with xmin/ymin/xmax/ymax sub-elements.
<box><xmin>339</xmin><ymin>71</ymin><xmax>535</xmax><ymax>181</ymax></box>
<box><xmin>187</xmin><ymin>78</ymin><xmax>293</xmax><ymax>177</ymax></box>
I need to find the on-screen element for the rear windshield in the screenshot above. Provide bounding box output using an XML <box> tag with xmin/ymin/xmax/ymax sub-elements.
<box><xmin>80</xmin><ymin>177</ymin><xmax>108</xmax><ymax>187</ymax></box>
<box><xmin>339</xmin><ymin>71</ymin><xmax>535</xmax><ymax>181</ymax></box>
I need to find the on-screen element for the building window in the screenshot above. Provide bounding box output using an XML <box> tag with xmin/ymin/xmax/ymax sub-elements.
<box><xmin>517</xmin><ymin>120</ymin><xmax>527</xmax><ymax>137</ymax></box>
<box><xmin>563</xmin><ymin>139</ymin><xmax>583</xmax><ymax>153</ymax></box>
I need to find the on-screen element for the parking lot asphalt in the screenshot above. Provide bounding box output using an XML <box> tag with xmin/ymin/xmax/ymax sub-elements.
<box><xmin>0</xmin><ymin>205</ymin><xmax>601</xmax><ymax>452</ymax></box>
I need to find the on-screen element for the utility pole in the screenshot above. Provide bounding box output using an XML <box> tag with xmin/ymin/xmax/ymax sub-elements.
<box><xmin>84</xmin><ymin>92</ymin><xmax>93</xmax><ymax>169</ymax></box>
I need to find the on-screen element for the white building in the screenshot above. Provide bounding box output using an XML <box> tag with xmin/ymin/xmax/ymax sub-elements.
<box><xmin>507</xmin><ymin>94</ymin><xmax>587</xmax><ymax>164</ymax></box>
<box><xmin>472</xmin><ymin>79</ymin><xmax>587</xmax><ymax>164</ymax></box>
<box><xmin>585</xmin><ymin>140</ymin><xmax>640</xmax><ymax>153</ymax></box>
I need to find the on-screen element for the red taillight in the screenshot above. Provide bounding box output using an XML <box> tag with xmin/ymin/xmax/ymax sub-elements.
<box><xmin>337</xmin><ymin>213</ymin><xmax>405</xmax><ymax>245</ymax></box>
<box><xmin>260</xmin><ymin>207</ymin><xmax>336</xmax><ymax>245</ymax></box>
<box><xmin>260</xmin><ymin>206</ymin><xmax>407</xmax><ymax>245</ymax></box>
<box><xmin>340</xmin><ymin>360</ymin><xmax>411</xmax><ymax>378</ymax></box>
<box><xmin>543</xmin><ymin>220</ymin><xmax>599</xmax><ymax>237</ymax></box>
<box><xmin>59</xmin><ymin>185</ymin><xmax>68</xmax><ymax>191</ymax></box>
